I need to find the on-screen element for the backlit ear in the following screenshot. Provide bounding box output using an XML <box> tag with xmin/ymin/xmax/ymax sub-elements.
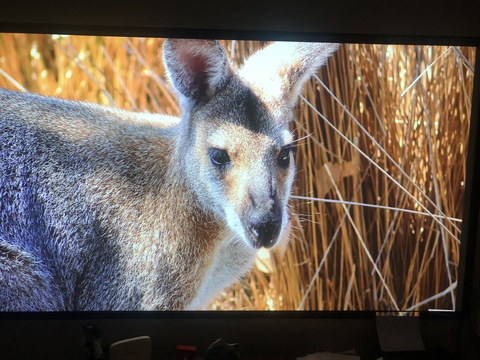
<box><xmin>239</xmin><ymin>42</ymin><xmax>339</xmax><ymax>107</ymax></box>
<box><xmin>163</xmin><ymin>39</ymin><xmax>232</xmax><ymax>109</ymax></box>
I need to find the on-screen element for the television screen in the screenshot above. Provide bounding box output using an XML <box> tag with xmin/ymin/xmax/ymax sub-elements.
<box><xmin>0</xmin><ymin>33</ymin><xmax>475</xmax><ymax>312</ymax></box>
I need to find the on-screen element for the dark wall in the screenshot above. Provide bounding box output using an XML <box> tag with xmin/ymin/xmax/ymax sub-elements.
<box><xmin>0</xmin><ymin>0</ymin><xmax>479</xmax><ymax>43</ymax></box>
<box><xmin>0</xmin><ymin>316</ymin><xmax>461</xmax><ymax>359</ymax></box>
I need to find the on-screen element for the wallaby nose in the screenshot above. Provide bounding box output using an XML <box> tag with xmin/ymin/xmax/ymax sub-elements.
<box><xmin>249</xmin><ymin>215</ymin><xmax>282</xmax><ymax>249</ymax></box>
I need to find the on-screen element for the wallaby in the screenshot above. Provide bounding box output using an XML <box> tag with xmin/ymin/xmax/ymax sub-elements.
<box><xmin>0</xmin><ymin>39</ymin><xmax>338</xmax><ymax>311</ymax></box>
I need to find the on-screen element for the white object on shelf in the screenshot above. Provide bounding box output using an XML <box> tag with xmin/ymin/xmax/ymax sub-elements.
<box><xmin>109</xmin><ymin>336</ymin><xmax>151</xmax><ymax>360</ymax></box>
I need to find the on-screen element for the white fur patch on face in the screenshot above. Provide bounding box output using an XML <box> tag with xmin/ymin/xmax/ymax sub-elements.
<box><xmin>224</xmin><ymin>206</ymin><xmax>247</xmax><ymax>243</ymax></box>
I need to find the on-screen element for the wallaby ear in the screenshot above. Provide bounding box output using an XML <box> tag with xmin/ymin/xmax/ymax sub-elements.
<box><xmin>163</xmin><ymin>39</ymin><xmax>232</xmax><ymax>109</ymax></box>
<box><xmin>239</xmin><ymin>42</ymin><xmax>339</xmax><ymax>108</ymax></box>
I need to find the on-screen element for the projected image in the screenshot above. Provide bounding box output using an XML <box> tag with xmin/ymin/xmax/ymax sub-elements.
<box><xmin>0</xmin><ymin>34</ymin><xmax>475</xmax><ymax>311</ymax></box>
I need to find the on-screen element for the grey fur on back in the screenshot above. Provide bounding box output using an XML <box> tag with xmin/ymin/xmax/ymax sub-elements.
<box><xmin>0</xmin><ymin>40</ymin><xmax>338</xmax><ymax>311</ymax></box>
<box><xmin>1</xmin><ymin>92</ymin><xmax>175</xmax><ymax>310</ymax></box>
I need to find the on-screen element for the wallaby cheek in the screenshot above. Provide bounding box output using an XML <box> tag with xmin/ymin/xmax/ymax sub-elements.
<box><xmin>188</xmin><ymin>147</ymin><xmax>235</xmax><ymax>220</ymax></box>
<box><xmin>182</xmin><ymin>141</ymin><xmax>216</xmax><ymax>211</ymax></box>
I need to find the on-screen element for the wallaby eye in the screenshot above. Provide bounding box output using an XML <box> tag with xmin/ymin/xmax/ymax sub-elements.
<box><xmin>278</xmin><ymin>146</ymin><xmax>294</xmax><ymax>169</ymax></box>
<box><xmin>208</xmin><ymin>148</ymin><xmax>231</xmax><ymax>167</ymax></box>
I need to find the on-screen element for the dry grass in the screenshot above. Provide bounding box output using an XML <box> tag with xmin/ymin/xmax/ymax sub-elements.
<box><xmin>0</xmin><ymin>34</ymin><xmax>475</xmax><ymax>312</ymax></box>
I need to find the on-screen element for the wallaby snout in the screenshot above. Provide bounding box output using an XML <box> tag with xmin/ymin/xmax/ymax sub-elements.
<box><xmin>248</xmin><ymin>211</ymin><xmax>282</xmax><ymax>249</ymax></box>
<box><xmin>245</xmin><ymin>188</ymin><xmax>283</xmax><ymax>249</ymax></box>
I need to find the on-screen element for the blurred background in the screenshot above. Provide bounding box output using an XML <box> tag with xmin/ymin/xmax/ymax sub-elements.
<box><xmin>0</xmin><ymin>34</ymin><xmax>475</xmax><ymax>311</ymax></box>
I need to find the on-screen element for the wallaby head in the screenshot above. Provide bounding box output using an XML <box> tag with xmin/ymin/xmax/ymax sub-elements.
<box><xmin>163</xmin><ymin>39</ymin><xmax>338</xmax><ymax>250</ymax></box>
